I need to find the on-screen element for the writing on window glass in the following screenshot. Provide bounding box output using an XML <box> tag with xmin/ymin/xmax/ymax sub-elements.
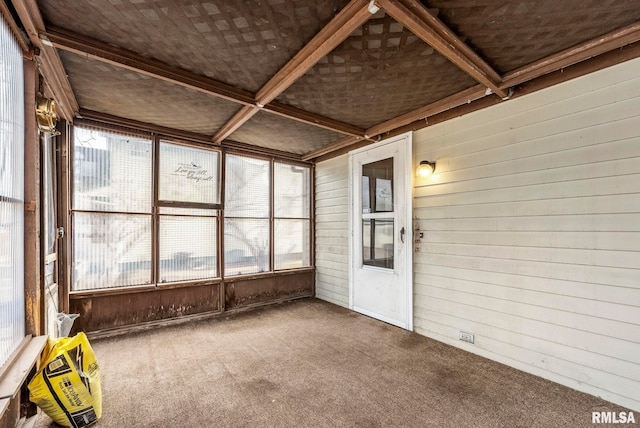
<box><xmin>172</xmin><ymin>162</ymin><xmax>214</xmax><ymax>183</ymax></box>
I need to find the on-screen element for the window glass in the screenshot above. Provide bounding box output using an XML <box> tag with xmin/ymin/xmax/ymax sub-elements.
<box><xmin>159</xmin><ymin>215</ymin><xmax>217</xmax><ymax>282</ymax></box>
<box><xmin>72</xmin><ymin>213</ymin><xmax>152</xmax><ymax>290</ymax></box>
<box><xmin>159</xmin><ymin>141</ymin><xmax>221</xmax><ymax>205</ymax></box>
<box><xmin>273</xmin><ymin>162</ymin><xmax>311</xmax><ymax>271</ymax></box>
<box><xmin>225</xmin><ymin>155</ymin><xmax>270</xmax><ymax>218</ymax></box>
<box><xmin>362</xmin><ymin>219</ymin><xmax>394</xmax><ymax>269</ymax></box>
<box><xmin>0</xmin><ymin>16</ymin><xmax>25</xmax><ymax>367</ymax></box>
<box><xmin>224</xmin><ymin>154</ymin><xmax>270</xmax><ymax>276</ymax></box>
<box><xmin>362</xmin><ymin>158</ymin><xmax>393</xmax><ymax>214</ymax></box>
<box><xmin>274</xmin><ymin>219</ymin><xmax>311</xmax><ymax>269</ymax></box>
<box><xmin>224</xmin><ymin>218</ymin><xmax>270</xmax><ymax>275</ymax></box>
<box><xmin>72</xmin><ymin>127</ymin><xmax>153</xmax><ymax>290</ymax></box>
<box><xmin>274</xmin><ymin>162</ymin><xmax>310</xmax><ymax>218</ymax></box>
<box><xmin>73</xmin><ymin>127</ymin><xmax>152</xmax><ymax>213</ymax></box>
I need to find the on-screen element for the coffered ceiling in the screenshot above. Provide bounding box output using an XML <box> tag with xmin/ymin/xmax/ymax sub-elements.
<box><xmin>8</xmin><ymin>0</ymin><xmax>640</xmax><ymax>159</ymax></box>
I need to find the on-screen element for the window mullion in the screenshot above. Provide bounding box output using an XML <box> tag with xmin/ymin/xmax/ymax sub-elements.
<box><xmin>152</xmin><ymin>135</ymin><xmax>159</xmax><ymax>286</ymax></box>
<box><xmin>269</xmin><ymin>158</ymin><xmax>274</xmax><ymax>273</ymax></box>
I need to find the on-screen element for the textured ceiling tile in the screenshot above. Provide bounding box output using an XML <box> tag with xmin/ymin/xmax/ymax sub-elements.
<box><xmin>425</xmin><ymin>0</ymin><xmax>640</xmax><ymax>73</ymax></box>
<box><xmin>277</xmin><ymin>14</ymin><xmax>478</xmax><ymax>129</ymax></box>
<box><xmin>228</xmin><ymin>111</ymin><xmax>345</xmax><ymax>154</ymax></box>
<box><xmin>60</xmin><ymin>51</ymin><xmax>240</xmax><ymax>135</ymax></box>
<box><xmin>38</xmin><ymin>0</ymin><xmax>351</xmax><ymax>92</ymax></box>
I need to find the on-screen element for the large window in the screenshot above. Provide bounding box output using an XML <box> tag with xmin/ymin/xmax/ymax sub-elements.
<box><xmin>71</xmin><ymin>128</ymin><xmax>311</xmax><ymax>290</ymax></box>
<box><xmin>0</xmin><ymin>16</ymin><xmax>25</xmax><ymax>366</ymax></box>
<box><xmin>71</xmin><ymin>128</ymin><xmax>221</xmax><ymax>291</ymax></box>
<box><xmin>224</xmin><ymin>154</ymin><xmax>312</xmax><ymax>276</ymax></box>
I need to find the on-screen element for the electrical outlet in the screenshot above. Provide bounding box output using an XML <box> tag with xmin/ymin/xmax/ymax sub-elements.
<box><xmin>459</xmin><ymin>331</ymin><xmax>474</xmax><ymax>344</ymax></box>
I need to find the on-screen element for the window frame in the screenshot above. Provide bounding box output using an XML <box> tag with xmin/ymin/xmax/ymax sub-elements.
<box><xmin>273</xmin><ymin>160</ymin><xmax>312</xmax><ymax>271</ymax></box>
<box><xmin>68</xmin><ymin>122</ymin><xmax>224</xmax><ymax>293</ymax></box>
<box><xmin>223</xmin><ymin>151</ymin><xmax>273</xmax><ymax>277</ymax></box>
<box><xmin>222</xmin><ymin>151</ymin><xmax>314</xmax><ymax>278</ymax></box>
<box><xmin>67</xmin><ymin>121</ymin><xmax>315</xmax><ymax>296</ymax></box>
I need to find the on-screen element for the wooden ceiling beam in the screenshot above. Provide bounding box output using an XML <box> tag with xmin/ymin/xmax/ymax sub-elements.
<box><xmin>377</xmin><ymin>0</ymin><xmax>508</xmax><ymax>99</ymax></box>
<box><xmin>366</xmin><ymin>84</ymin><xmax>487</xmax><ymax>136</ymax></box>
<box><xmin>397</xmin><ymin>0</ymin><xmax>502</xmax><ymax>84</ymax></box>
<box><xmin>304</xmin><ymin>30</ymin><xmax>640</xmax><ymax>162</ymax></box>
<box><xmin>43</xmin><ymin>26</ymin><xmax>256</xmax><ymax>106</ymax></box>
<box><xmin>265</xmin><ymin>101</ymin><xmax>365</xmax><ymax>137</ymax></box>
<box><xmin>255</xmin><ymin>0</ymin><xmax>373</xmax><ymax>105</ymax></box>
<box><xmin>301</xmin><ymin>135</ymin><xmax>366</xmax><ymax>161</ymax></box>
<box><xmin>42</xmin><ymin>25</ymin><xmax>367</xmax><ymax>140</ymax></box>
<box><xmin>212</xmin><ymin>106</ymin><xmax>258</xmax><ymax>144</ymax></box>
<box><xmin>215</xmin><ymin>0</ymin><xmax>373</xmax><ymax>144</ymax></box>
<box><xmin>12</xmin><ymin>0</ymin><xmax>78</xmax><ymax>122</ymax></box>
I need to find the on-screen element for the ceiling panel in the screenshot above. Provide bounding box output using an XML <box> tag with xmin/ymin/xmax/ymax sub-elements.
<box><xmin>38</xmin><ymin>0</ymin><xmax>351</xmax><ymax>92</ymax></box>
<box><xmin>276</xmin><ymin>13</ymin><xmax>478</xmax><ymax>129</ymax></box>
<box><xmin>425</xmin><ymin>0</ymin><xmax>640</xmax><ymax>74</ymax></box>
<box><xmin>228</xmin><ymin>111</ymin><xmax>345</xmax><ymax>154</ymax></box>
<box><xmin>60</xmin><ymin>51</ymin><xmax>240</xmax><ymax>135</ymax></box>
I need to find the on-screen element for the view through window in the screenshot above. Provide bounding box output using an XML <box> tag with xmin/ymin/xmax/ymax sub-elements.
<box><xmin>71</xmin><ymin>128</ymin><xmax>311</xmax><ymax>291</ymax></box>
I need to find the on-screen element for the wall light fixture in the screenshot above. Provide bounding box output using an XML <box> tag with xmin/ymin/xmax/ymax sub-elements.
<box><xmin>416</xmin><ymin>160</ymin><xmax>436</xmax><ymax>177</ymax></box>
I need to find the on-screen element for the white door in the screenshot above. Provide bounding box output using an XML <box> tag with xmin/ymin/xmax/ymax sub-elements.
<box><xmin>349</xmin><ymin>133</ymin><xmax>412</xmax><ymax>330</ymax></box>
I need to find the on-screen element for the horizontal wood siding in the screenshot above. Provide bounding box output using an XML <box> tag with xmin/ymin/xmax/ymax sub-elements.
<box><xmin>412</xmin><ymin>57</ymin><xmax>640</xmax><ymax>411</ymax></box>
<box><xmin>315</xmin><ymin>154</ymin><xmax>350</xmax><ymax>307</ymax></box>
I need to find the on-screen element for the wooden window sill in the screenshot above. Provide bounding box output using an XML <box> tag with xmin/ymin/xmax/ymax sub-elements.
<box><xmin>0</xmin><ymin>335</ymin><xmax>48</xmax><ymax>420</ymax></box>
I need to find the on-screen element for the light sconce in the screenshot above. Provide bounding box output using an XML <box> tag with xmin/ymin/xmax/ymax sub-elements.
<box><xmin>416</xmin><ymin>160</ymin><xmax>436</xmax><ymax>177</ymax></box>
<box><xmin>35</xmin><ymin>94</ymin><xmax>59</xmax><ymax>134</ymax></box>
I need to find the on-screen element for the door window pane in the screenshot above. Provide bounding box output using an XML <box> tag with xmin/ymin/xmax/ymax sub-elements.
<box><xmin>363</xmin><ymin>219</ymin><xmax>394</xmax><ymax>269</ymax></box>
<box><xmin>362</xmin><ymin>158</ymin><xmax>393</xmax><ymax>213</ymax></box>
<box><xmin>159</xmin><ymin>215</ymin><xmax>217</xmax><ymax>283</ymax></box>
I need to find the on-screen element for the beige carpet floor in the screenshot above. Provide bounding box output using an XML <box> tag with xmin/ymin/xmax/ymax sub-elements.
<box><xmin>34</xmin><ymin>298</ymin><xmax>635</xmax><ymax>427</ymax></box>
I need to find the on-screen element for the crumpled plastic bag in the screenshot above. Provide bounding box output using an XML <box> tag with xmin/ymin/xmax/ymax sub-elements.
<box><xmin>28</xmin><ymin>332</ymin><xmax>102</xmax><ymax>427</ymax></box>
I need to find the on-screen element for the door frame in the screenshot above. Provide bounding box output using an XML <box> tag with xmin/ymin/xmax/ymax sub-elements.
<box><xmin>348</xmin><ymin>132</ymin><xmax>413</xmax><ymax>330</ymax></box>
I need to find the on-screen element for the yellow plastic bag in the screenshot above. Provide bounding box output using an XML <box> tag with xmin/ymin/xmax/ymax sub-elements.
<box><xmin>28</xmin><ymin>332</ymin><xmax>102</xmax><ymax>428</ymax></box>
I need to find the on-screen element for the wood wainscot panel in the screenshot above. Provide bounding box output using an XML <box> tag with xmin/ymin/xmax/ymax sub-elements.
<box><xmin>225</xmin><ymin>270</ymin><xmax>314</xmax><ymax>310</ymax></box>
<box><xmin>69</xmin><ymin>283</ymin><xmax>221</xmax><ymax>333</ymax></box>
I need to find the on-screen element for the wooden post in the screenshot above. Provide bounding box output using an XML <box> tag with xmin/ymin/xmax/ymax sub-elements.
<box><xmin>23</xmin><ymin>57</ymin><xmax>42</xmax><ymax>336</ymax></box>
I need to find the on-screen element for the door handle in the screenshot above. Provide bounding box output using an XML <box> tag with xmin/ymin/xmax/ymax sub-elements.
<box><xmin>400</xmin><ymin>227</ymin><xmax>405</xmax><ymax>243</ymax></box>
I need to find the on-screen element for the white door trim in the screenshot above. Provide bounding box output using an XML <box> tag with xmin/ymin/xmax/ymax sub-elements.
<box><xmin>348</xmin><ymin>132</ymin><xmax>413</xmax><ymax>330</ymax></box>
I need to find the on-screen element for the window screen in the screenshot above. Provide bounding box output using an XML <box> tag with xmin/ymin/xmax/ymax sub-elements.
<box><xmin>71</xmin><ymin>127</ymin><xmax>153</xmax><ymax>290</ymax></box>
<box><xmin>159</xmin><ymin>141</ymin><xmax>221</xmax><ymax>206</ymax></box>
<box><xmin>224</xmin><ymin>155</ymin><xmax>270</xmax><ymax>275</ymax></box>
<box><xmin>158</xmin><ymin>141</ymin><xmax>220</xmax><ymax>283</ymax></box>
<box><xmin>274</xmin><ymin>162</ymin><xmax>311</xmax><ymax>270</ymax></box>
<box><xmin>0</xmin><ymin>16</ymin><xmax>25</xmax><ymax>366</ymax></box>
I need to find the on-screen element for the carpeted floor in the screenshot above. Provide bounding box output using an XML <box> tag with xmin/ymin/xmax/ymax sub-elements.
<box><xmin>33</xmin><ymin>298</ymin><xmax>635</xmax><ymax>427</ymax></box>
